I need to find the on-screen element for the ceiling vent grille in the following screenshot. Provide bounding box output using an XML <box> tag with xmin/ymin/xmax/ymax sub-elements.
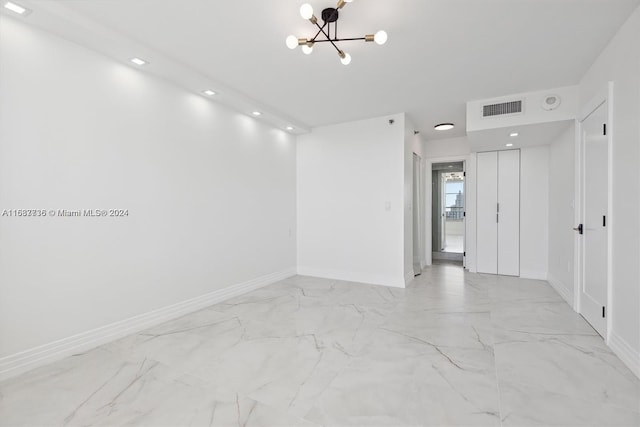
<box><xmin>483</xmin><ymin>100</ymin><xmax>523</xmax><ymax>117</ymax></box>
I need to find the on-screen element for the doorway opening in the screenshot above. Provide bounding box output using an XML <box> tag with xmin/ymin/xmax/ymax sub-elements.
<box><xmin>432</xmin><ymin>162</ymin><xmax>465</xmax><ymax>264</ymax></box>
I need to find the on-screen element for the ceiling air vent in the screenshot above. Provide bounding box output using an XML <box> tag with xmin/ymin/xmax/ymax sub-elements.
<box><xmin>483</xmin><ymin>100</ymin><xmax>523</xmax><ymax>117</ymax></box>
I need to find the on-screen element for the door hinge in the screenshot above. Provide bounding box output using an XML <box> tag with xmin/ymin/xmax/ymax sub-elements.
<box><xmin>463</xmin><ymin>252</ymin><xmax>466</xmax><ymax>257</ymax></box>
<box><xmin>603</xmin><ymin>216</ymin><xmax>606</xmax><ymax>227</ymax></box>
<box><xmin>603</xmin><ymin>124</ymin><xmax>607</xmax><ymax>136</ymax></box>
<box><xmin>463</xmin><ymin>211</ymin><xmax>466</xmax><ymax>217</ymax></box>
<box><xmin>574</xmin><ymin>224</ymin><xmax>583</xmax><ymax>235</ymax></box>
<box><xmin>602</xmin><ymin>306</ymin><xmax>606</xmax><ymax>318</ymax></box>
<box><xmin>463</xmin><ymin>171</ymin><xmax>466</xmax><ymax>177</ymax></box>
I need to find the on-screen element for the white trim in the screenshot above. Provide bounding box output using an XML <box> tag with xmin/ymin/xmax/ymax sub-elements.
<box><xmin>405</xmin><ymin>270</ymin><xmax>415</xmax><ymax>286</ymax></box>
<box><xmin>608</xmin><ymin>332</ymin><xmax>640</xmax><ymax>379</ymax></box>
<box><xmin>296</xmin><ymin>266</ymin><xmax>406</xmax><ymax>289</ymax></box>
<box><xmin>574</xmin><ymin>82</ymin><xmax>614</xmax><ymax>339</ymax></box>
<box><xmin>426</xmin><ymin>154</ymin><xmax>471</xmax><ymax>164</ymax></box>
<box><xmin>519</xmin><ymin>270</ymin><xmax>548</xmax><ymax>281</ymax></box>
<box><xmin>0</xmin><ymin>268</ymin><xmax>296</xmax><ymax>382</ymax></box>
<box><xmin>424</xmin><ymin>158</ymin><xmax>433</xmax><ymax>267</ymax></box>
<box><xmin>547</xmin><ymin>273</ymin><xmax>574</xmax><ymax>305</ymax></box>
<box><xmin>605</xmin><ymin>82</ymin><xmax>614</xmax><ymax>343</ymax></box>
<box><xmin>426</xmin><ymin>154</ymin><xmax>470</xmax><ymax>271</ymax></box>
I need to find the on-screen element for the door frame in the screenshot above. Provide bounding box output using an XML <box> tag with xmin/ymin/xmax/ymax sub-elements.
<box><xmin>426</xmin><ymin>155</ymin><xmax>468</xmax><ymax>268</ymax></box>
<box><xmin>574</xmin><ymin>82</ymin><xmax>614</xmax><ymax>342</ymax></box>
<box><xmin>412</xmin><ymin>153</ymin><xmax>424</xmax><ymax>273</ymax></box>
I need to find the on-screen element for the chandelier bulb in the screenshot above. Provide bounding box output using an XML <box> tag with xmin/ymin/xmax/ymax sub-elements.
<box><xmin>286</xmin><ymin>35</ymin><xmax>299</xmax><ymax>50</ymax></box>
<box><xmin>374</xmin><ymin>30</ymin><xmax>388</xmax><ymax>45</ymax></box>
<box><xmin>302</xmin><ymin>44</ymin><xmax>314</xmax><ymax>55</ymax></box>
<box><xmin>339</xmin><ymin>51</ymin><xmax>352</xmax><ymax>65</ymax></box>
<box><xmin>300</xmin><ymin>3</ymin><xmax>314</xmax><ymax>20</ymax></box>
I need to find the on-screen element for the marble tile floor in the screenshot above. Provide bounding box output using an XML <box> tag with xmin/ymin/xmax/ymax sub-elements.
<box><xmin>1</xmin><ymin>265</ymin><xmax>639</xmax><ymax>426</ymax></box>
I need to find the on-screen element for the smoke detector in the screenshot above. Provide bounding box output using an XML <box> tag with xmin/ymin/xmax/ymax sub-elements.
<box><xmin>542</xmin><ymin>94</ymin><xmax>561</xmax><ymax>111</ymax></box>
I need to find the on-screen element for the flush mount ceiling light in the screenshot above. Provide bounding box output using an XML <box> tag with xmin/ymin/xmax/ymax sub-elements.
<box><xmin>4</xmin><ymin>1</ymin><xmax>30</xmax><ymax>15</ymax></box>
<box><xmin>252</xmin><ymin>111</ymin><xmax>262</xmax><ymax>116</ymax></box>
<box><xmin>434</xmin><ymin>123</ymin><xmax>455</xmax><ymax>131</ymax></box>
<box><xmin>506</xmin><ymin>143</ymin><xmax>514</xmax><ymax>147</ymax></box>
<box><xmin>510</xmin><ymin>132</ymin><xmax>519</xmax><ymax>137</ymax></box>
<box><xmin>286</xmin><ymin>0</ymin><xmax>387</xmax><ymax>65</ymax></box>
<box><xmin>286</xmin><ymin>126</ymin><xmax>294</xmax><ymax>131</ymax></box>
<box><xmin>130</xmin><ymin>57</ymin><xmax>148</xmax><ymax>66</ymax></box>
<box><xmin>203</xmin><ymin>90</ymin><xmax>216</xmax><ymax>96</ymax></box>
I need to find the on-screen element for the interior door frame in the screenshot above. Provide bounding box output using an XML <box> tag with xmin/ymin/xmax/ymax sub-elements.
<box><xmin>574</xmin><ymin>82</ymin><xmax>614</xmax><ymax>342</ymax></box>
<box><xmin>441</xmin><ymin>172</ymin><xmax>447</xmax><ymax>251</ymax></box>
<box><xmin>425</xmin><ymin>155</ymin><xmax>468</xmax><ymax>268</ymax></box>
<box><xmin>413</xmin><ymin>153</ymin><xmax>424</xmax><ymax>273</ymax></box>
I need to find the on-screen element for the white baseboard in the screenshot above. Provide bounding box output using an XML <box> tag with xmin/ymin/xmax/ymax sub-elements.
<box><xmin>296</xmin><ymin>266</ymin><xmax>405</xmax><ymax>289</ymax></box>
<box><xmin>547</xmin><ymin>273</ymin><xmax>574</xmax><ymax>306</ymax></box>
<box><xmin>608</xmin><ymin>331</ymin><xmax>640</xmax><ymax>379</ymax></box>
<box><xmin>405</xmin><ymin>271</ymin><xmax>415</xmax><ymax>286</ymax></box>
<box><xmin>0</xmin><ymin>268</ymin><xmax>296</xmax><ymax>382</ymax></box>
<box><xmin>520</xmin><ymin>270</ymin><xmax>548</xmax><ymax>281</ymax></box>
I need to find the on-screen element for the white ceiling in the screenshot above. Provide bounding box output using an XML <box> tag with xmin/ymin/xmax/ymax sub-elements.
<box><xmin>6</xmin><ymin>0</ymin><xmax>639</xmax><ymax>140</ymax></box>
<box><xmin>468</xmin><ymin>120</ymin><xmax>574</xmax><ymax>152</ymax></box>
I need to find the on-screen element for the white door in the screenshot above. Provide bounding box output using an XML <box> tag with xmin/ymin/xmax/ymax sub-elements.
<box><xmin>497</xmin><ymin>150</ymin><xmax>520</xmax><ymax>276</ymax></box>
<box><xmin>441</xmin><ymin>173</ymin><xmax>447</xmax><ymax>251</ymax></box>
<box><xmin>425</xmin><ymin>160</ymin><xmax>433</xmax><ymax>266</ymax></box>
<box><xmin>476</xmin><ymin>152</ymin><xmax>498</xmax><ymax>274</ymax></box>
<box><xmin>580</xmin><ymin>101</ymin><xmax>608</xmax><ymax>337</ymax></box>
<box><xmin>413</xmin><ymin>154</ymin><xmax>422</xmax><ymax>274</ymax></box>
<box><xmin>462</xmin><ymin>161</ymin><xmax>467</xmax><ymax>268</ymax></box>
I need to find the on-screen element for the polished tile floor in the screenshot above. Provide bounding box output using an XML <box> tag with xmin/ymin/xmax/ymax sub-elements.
<box><xmin>1</xmin><ymin>265</ymin><xmax>639</xmax><ymax>426</ymax></box>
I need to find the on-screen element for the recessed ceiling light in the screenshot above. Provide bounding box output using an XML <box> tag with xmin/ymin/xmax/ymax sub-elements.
<box><xmin>510</xmin><ymin>132</ymin><xmax>519</xmax><ymax>137</ymax></box>
<box><xmin>286</xmin><ymin>126</ymin><xmax>294</xmax><ymax>131</ymax></box>
<box><xmin>4</xmin><ymin>1</ymin><xmax>29</xmax><ymax>15</ymax></box>
<box><xmin>434</xmin><ymin>123</ymin><xmax>454</xmax><ymax>131</ymax></box>
<box><xmin>506</xmin><ymin>143</ymin><xmax>514</xmax><ymax>147</ymax></box>
<box><xmin>203</xmin><ymin>90</ymin><xmax>216</xmax><ymax>96</ymax></box>
<box><xmin>252</xmin><ymin>111</ymin><xmax>262</xmax><ymax>116</ymax></box>
<box><xmin>130</xmin><ymin>57</ymin><xmax>148</xmax><ymax>66</ymax></box>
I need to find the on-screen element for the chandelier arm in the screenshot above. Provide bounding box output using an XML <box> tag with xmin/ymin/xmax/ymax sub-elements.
<box><xmin>313</xmin><ymin>21</ymin><xmax>341</xmax><ymax>53</ymax></box>
<box><xmin>310</xmin><ymin>37</ymin><xmax>367</xmax><ymax>43</ymax></box>
<box><xmin>310</xmin><ymin>22</ymin><xmax>328</xmax><ymax>43</ymax></box>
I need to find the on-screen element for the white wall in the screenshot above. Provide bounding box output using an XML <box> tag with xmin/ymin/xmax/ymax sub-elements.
<box><xmin>297</xmin><ymin>114</ymin><xmax>406</xmax><ymax>288</ymax></box>
<box><xmin>424</xmin><ymin>136</ymin><xmax>470</xmax><ymax>159</ymax></box>
<box><xmin>547</xmin><ymin>124</ymin><xmax>576</xmax><ymax>302</ymax></box>
<box><xmin>467</xmin><ymin>85</ymin><xmax>578</xmax><ymax>132</ymax></box>
<box><xmin>520</xmin><ymin>146</ymin><xmax>549</xmax><ymax>279</ymax></box>
<box><xmin>0</xmin><ymin>18</ymin><xmax>296</xmax><ymax>363</ymax></box>
<box><xmin>578</xmin><ymin>5</ymin><xmax>640</xmax><ymax>375</ymax></box>
<box><xmin>466</xmin><ymin>153</ymin><xmax>477</xmax><ymax>271</ymax></box>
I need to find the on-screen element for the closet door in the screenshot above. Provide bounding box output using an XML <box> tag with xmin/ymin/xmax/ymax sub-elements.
<box><xmin>497</xmin><ymin>150</ymin><xmax>520</xmax><ymax>276</ymax></box>
<box><xmin>476</xmin><ymin>152</ymin><xmax>498</xmax><ymax>274</ymax></box>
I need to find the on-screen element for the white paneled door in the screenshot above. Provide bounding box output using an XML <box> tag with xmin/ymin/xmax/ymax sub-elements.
<box><xmin>477</xmin><ymin>152</ymin><xmax>499</xmax><ymax>274</ymax></box>
<box><xmin>476</xmin><ymin>150</ymin><xmax>520</xmax><ymax>276</ymax></box>
<box><xmin>579</xmin><ymin>100</ymin><xmax>608</xmax><ymax>337</ymax></box>
<box><xmin>497</xmin><ymin>150</ymin><xmax>520</xmax><ymax>276</ymax></box>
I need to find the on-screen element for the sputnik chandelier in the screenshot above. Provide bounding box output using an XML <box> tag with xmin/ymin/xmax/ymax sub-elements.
<box><xmin>286</xmin><ymin>0</ymin><xmax>388</xmax><ymax>65</ymax></box>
